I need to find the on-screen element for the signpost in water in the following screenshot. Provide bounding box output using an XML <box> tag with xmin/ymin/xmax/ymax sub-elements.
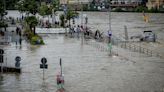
<box><xmin>40</xmin><ymin>57</ymin><xmax>48</xmax><ymax>80</ymax></box>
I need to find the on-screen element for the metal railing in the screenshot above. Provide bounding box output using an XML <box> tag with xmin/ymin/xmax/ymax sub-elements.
<box><xmin>120</xmin><ymin>42</ymin><xmax>163</xmax><ymax>58</ymax></box>
<box><xmin>84</xmin><ymin>30</ymin><xmax>163</xmax><ymax>59</ymax></box>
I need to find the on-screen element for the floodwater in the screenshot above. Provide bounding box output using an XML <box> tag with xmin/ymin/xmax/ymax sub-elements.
<box><xmin>0</xmin><ymin>34</ymin><xmax>164</xmax><ymax>92</ymax></box>
<box><xmin>0</xmin><ymin>11</ymin><xmax>164</xmax><ymax>92</ymax></box>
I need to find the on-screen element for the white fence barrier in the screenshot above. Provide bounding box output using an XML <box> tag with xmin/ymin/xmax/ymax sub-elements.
<box><xmin>36</xmin><ymin>28</ymin><xmax>69</xmax><ymax>34</ymax></box>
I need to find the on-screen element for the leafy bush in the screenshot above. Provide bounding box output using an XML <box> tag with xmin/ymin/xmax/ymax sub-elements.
<box><xmin>30</xmin><ymin>35</ymin><xmax>44</xmax><ymax>45</ymax></box>
<box><xmin>24</xmin><ymin>28</ymin><xmax>34</xmax><ymax>39</ymax></box>
<box><xmin>135</xmin><ymin>6</ymin><xmax>148</xmax><ymax>12</ymax></box>
<box><xmin>24</xmin><ymin>28</ymin><xmax>44</xmax><ymax>45</ymax></box>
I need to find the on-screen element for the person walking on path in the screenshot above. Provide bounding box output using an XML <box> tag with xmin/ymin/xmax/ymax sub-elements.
<box><xmin>76</xmin><ymin>25</ymin><xmax>81</xmax><ymax>38</ymax></box>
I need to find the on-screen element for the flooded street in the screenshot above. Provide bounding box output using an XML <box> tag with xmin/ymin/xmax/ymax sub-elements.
<box><xmin>0</xmin><ymin>34</ymin><xmax>164</xmax><ymax>92</ymax></box>
<box><xmin>0</xmin><ymin>11</ymin><xmax>164</xmax><ymax>92</ymax></box>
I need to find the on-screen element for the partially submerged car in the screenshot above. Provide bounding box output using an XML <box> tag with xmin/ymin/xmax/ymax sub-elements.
<box><xmin>140</xmin><ymin>31</ymin><xmax>156</xmax><ymax>42</ymax></box>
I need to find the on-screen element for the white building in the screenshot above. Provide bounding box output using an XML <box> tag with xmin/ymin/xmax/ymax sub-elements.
<box><xmin>60</xmin><ymin>0</ymin><xmax>92</xmax><ymax>4</ymax></box>
<box><xmin>111</xmin><ymin>0</ymin><xmax>142</xmax><ymax>4</ymax></box>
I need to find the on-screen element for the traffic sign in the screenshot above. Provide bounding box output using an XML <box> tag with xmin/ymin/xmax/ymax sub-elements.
<box><xmin>41</xmin><ymin>57</ymin><xmax>47</xmax><ymax>64</ymax></box>
<box><xmin>0</xmin><ymin>49</ymin><xmax>4</xmax><ymax>54</ymax></box>
<box><xmin>40</xmin><ymin>64</ymin><xmax>48</xmax><ymax>69</ymax></box>
<box><xmin>15</xmin><ymin>56</ymin><xmax>21</xmax><ymax>62</ymax></box>
<box><xmin>40</xmin><ymin>57</ymin><xmax>48</xmax><ymax>69</ymax></box>
<box><xmin>108</xmin><ymin>31</ymin><xmax>112</xmax><ymax>37</ymax></box>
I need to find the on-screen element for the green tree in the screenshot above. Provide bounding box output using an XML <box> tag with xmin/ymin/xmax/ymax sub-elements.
<box><xmin>24</xmin><ymin>16</ymin><xmax>38</xmax><ymax>35</ymax></box>
<box><xmin>16</xmin><ymin>0</ymin><xmax>38</xmax><ymax>15</ymax></box>
<box><xmin>38</xmin><ymin>1</ymin><xmax>59</xmax><ymax>26</ymax></box>
<box><xmin>66</xmin><ymin>10</ymin><xmax>78</xmax><ymax>27</ymax></box>
<box><xmin>15</xmin><ymin>0</ymin><xmax>26</xmax><ymax>13</ymax></box>
<box><xmin>6</xmin><ymin>0</ymin><xmax>19</xmax><ymax>10</ymax></box>
<box><xmin>0</xmin><ymin>0</ymin><xmax>6</xmax><ymax>20</ymax></box>
<box><xmin>59</xmin><ymin>14</ymin><xmax>65</xmax><ymax>27</ymax></box>
<box><xmin>52</xmin><ymin>0</ymin><xmax>59</xmax><ymax>12</ymax></box>
<box><xmin>24</xmin><ymin>0</ymin><xmax>38</xmax><ymax>15</ymax></box>
<box><xmin>0</xmin><ymin>0</ymin><xmax>7</xmax><ymax>29</ymax></box>
<box><xmin>38</xmin><ymin>3</ymin><xmax>53</xmax><ymax>16</ymax></box>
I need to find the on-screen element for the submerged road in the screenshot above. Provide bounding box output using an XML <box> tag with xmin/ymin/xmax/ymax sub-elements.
<box><xmin>0</xmin><ymin>34</ymin><xmax>164</xmax><ymax>92</ymax></box>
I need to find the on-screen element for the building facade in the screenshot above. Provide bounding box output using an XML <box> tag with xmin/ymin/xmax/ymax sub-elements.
<box><xmin>146</xmin><ymin>0</ymin><xmax>164</xmax><ymax>9</ymax></box>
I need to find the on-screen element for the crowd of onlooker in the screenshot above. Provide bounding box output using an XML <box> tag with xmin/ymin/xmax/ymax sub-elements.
<box><xmin>38</xmin><ymin>19</ymin><xmax>60</xmax><ymax>28</ymax></box>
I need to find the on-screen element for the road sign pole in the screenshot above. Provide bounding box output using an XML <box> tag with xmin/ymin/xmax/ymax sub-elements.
<box><xmin>42</xmin><ymin>68</ymin><xmax>44</xmax><ymax>80</ymax></box>
<box><xmin>60</xmin><ymin>58</ymin><xmax>62</xmax><ymax>76</ymax></box>
<box><xmin>43</xmin><ymin>61</ymin><xmax>45</xmax><ymax>80</ymax></box>
<box><xmin>40</xmin><ymin>57</ymin><xmax>48</xmax><ymax>81</ymax></box>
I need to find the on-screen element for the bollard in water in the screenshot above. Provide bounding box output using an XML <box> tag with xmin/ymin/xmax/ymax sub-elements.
<box><xmin>15</xmin><ymin>56</ymin><xmax>21</xmax><ymax>68</ymax></box>
<box><xmin>15</xmin><ymin>61</ymin><xmax>20</xmax><ymax>68</ymax></box>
